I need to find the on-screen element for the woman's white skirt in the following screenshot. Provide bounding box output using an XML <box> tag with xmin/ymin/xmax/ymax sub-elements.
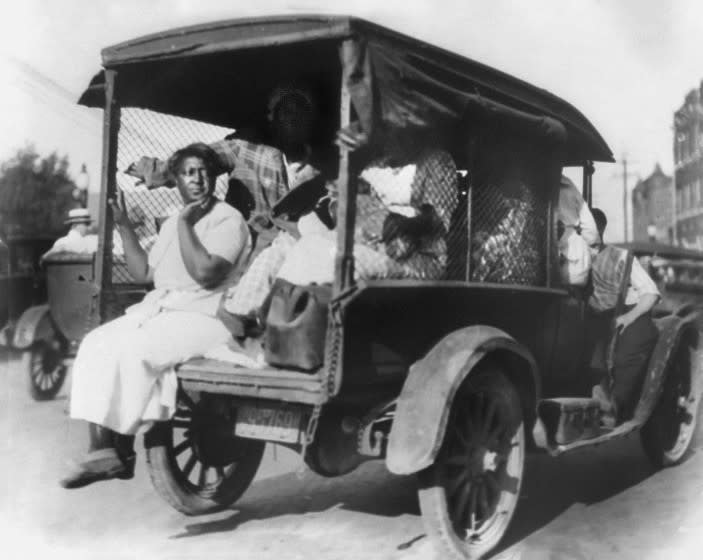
<box><xmin>69</xmin><ymin>309</ymin><xmax>230</xmax><ymax>435</ymax></box>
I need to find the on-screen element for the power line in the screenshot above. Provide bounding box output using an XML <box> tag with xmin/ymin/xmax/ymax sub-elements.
<box><xmin>5</xmin><ymin>54</ymin><xmax>101</xmax><ymax>125</ymax></box>
<box><xmin>6</xmin><ymin>59</ymin><xmax>102</xmax><ymax>139</ymax></box>
<box><xmin>9</xmin><ymin>78</ymin><xmax>100</xmax><ymax>137</ymax></box>
<box><xmin>5</xmin><ymin>56</ymin><xmax>82</xmax><ymax>105</ymax></box>
<box><xmin>623</xmin><ymin>157</ymin><xmax>629</xmax><ymax>242</ymax></box>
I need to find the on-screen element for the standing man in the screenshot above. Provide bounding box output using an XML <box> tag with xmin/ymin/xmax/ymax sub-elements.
<box><xmin>588</xmin><ymin>208</ymin><xmax>660</xmax><ymax>425</ymax></box>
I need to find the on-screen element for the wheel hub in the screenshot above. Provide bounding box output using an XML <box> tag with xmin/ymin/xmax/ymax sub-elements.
<box><xmin>188</xmin><ymin>410</ymin><xmax>240</xmax><ymax>467</ymax></box>
<box><xmin>481</xmin><ymin>449</ymin><xmax>499</xmax><ymax>472</ymax></box>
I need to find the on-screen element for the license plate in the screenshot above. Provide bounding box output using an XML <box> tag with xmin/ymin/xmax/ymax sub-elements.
<box><xmin>235</xmin><ymin>404</ymin><xmax>303</xmax><ymax>443</ymax></box>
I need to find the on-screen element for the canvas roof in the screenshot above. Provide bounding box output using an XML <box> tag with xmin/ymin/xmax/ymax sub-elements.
<box><xmin>78</xmin><ymin>14</ymin><xmax>613</xmax><ymax>164</ymax></box>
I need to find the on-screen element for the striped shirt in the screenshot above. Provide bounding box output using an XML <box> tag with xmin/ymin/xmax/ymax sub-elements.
<box><xmin>589</xmin><ymin>245</ymin><xmax>659</xmax><ymax>312</ymax></box>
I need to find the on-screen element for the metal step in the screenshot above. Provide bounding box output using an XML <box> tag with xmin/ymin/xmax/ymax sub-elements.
<box><xmin>538</xmin><ymin>397</ymin><xmax>602</xmax><ymax>446</ymax></box>
<box><xmin>549</xmin><ymin>420</ymin><xmax>639</xmax><ymax>456</ymax></box>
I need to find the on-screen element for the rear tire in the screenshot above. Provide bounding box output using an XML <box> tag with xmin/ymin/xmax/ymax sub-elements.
<box><xmin>24</xmin><ymin>336</ymin><xmax>67</xmax><ymax>401</ymax></box>
<box><xmin>145</xmin><ymin>391</ymin><xmax>265</xmax><ymax>515</ymax></box>
<box><xmin>418</xmin><ymin>363</ymin><xmax>525</xmax><ymax>560</ymax></box>
<box><xmin>641</xmin><ymin>339</ymin><xmax>701</xmax><ymax>467</ymax></box>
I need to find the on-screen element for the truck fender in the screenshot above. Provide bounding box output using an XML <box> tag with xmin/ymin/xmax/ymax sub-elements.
<box><xmin>12</xmin><ymin>305</ymin><xmax>54</xmax><ymax>349</ymax></box>
<box><xmin>386</xmin><ymin>325</ymin><xmax>539</xmax><ymax>475</ymax></box>
<box><xmin>634</xmin><ymin>311</ymin><xmax>701</xmax><ymax>423</ymax></box>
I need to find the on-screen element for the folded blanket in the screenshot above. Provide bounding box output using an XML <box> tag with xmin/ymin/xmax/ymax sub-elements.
<box><xmin>203</xmin><ymin>337</ymin><xmax>266</xmax><ymax>369</ymax></box>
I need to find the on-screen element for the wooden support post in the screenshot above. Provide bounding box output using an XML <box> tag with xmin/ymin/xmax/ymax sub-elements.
<box><xmin>582</xmin><ymin>160</ymin><xmax>594</xmax><ymax>206</ymax></box>
<box><xmin>93</xmin><ymin>69</ymin><xmax>121</xmax><ymax>327</ymax></box>
<box><xmin>334</xmin><ymin>50</ymin><xmax>357</xmax><ymax>296</ymax></box>
<box><xmin>464</xmin><ymin>179</ymin><xmax>473</xmax><ymax>282</ymax></box>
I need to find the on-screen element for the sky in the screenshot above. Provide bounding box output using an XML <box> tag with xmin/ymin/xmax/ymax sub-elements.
<box><xmin>1</xmin><ymin>0</ymin><xmax>702</xmax><ymax>241</ymax></box>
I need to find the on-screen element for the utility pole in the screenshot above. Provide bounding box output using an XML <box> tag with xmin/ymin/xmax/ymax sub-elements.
<box><xmin>622</xmin><ymin>155</ymin><xmax>628</xmax><ymax>242</ymax></box>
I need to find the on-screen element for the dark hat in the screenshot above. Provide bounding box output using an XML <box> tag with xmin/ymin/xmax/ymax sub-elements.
<box><xmin>271</xmin><ymin>176</ymin><xmax>328</xmax><ymax>221</ymax></box>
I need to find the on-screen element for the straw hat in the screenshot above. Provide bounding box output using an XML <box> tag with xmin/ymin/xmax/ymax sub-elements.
<box><xmin>65</xmin><ymin>208</ymin><xmax>92</xmax><ymax>225</ymax></box>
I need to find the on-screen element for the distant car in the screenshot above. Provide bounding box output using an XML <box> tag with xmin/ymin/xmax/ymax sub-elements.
<box><xmin>617</xmin><ymin>242</ymin><xmax>703</xmax><ymax>317</ymax></box>
<box><xmin>0</xmin><ymin>235</ymin><xmax>54</xmax><ymax>346</ymax></box>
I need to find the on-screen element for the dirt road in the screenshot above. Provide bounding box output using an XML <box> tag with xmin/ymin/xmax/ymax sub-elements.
<box><xmin>2</xmin><ymin>350</ymin><xmax>702</xmax><ymax>560</ymax></box>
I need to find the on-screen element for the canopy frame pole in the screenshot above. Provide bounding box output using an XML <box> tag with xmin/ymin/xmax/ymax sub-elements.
<box><xmin>464</xmin><ymin>176</ymin><xmax>473</xmax><ymax>282</ymax></box>
<box><xmin>582</xmin><ymin>160</ymin><xmax>594</xmax><ymax>207</ymax></box>
<box><xmin>547</xmin><ymin>188</ymin><xmax>557</xmax><ymax>288</ymax></box>
<box><xmin>334</xmin><ymin>50</ymin><xmax>356</xmax><ymax>295</ymax></box>
<box><xmin>93</xmin><ymin>68</ymin><xmax>121</xmax><ymax>328</ymax></box>
<box><xmin>548</xmin><ymin>142</ymin><xmax>568</xmax><ymax>288</ymax></box>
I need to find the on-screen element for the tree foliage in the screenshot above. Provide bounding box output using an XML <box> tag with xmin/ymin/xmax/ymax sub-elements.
<box><xmin>0</xmin><ymin>145</ymin><xmax>78</xmax><ymax>239</ymax></box>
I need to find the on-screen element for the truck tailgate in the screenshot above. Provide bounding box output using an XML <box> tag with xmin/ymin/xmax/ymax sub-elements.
<box><xmin>176</xmin><ymin>358</ymin><xmax>327</xmax><ymax>404</ymax></box>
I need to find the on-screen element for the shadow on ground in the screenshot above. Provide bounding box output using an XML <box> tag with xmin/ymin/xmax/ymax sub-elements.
<box><xmin>493</xmin><ymin>436</ymin><xmax>656</xmax><ymax>557</ymax></box>
<box><xmin>172</xmin><ymin>461</ymin><xmax>419</xmax><ymax>539</ymax></box>
<box><xmin>172</xmin><ymin>435</ymin><xmax>659</xmax><ymax>552</ymax></box>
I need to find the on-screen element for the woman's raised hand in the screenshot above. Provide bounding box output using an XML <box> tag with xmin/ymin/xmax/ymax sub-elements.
<box><xmin>179</xmin><ymin>196</ymin><xmax>215</xmax><ymax>226</ymax></box>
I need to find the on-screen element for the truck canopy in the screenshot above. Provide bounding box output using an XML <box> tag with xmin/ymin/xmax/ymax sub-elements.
<box><xmin>78</xmin><ymin>14</ymin><xmax>613</xmax><ymax>166</ymax></box>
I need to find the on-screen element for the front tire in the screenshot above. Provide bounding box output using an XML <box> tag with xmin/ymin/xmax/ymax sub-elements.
<box><xmin>24</xmin><ymin>336</ymin><xmax>67</xmax><ymax>401</ymax></box>
<box><xmin>418</xmin><ymin>363</ymin><xmax>525</xmax><ymax>560</ymax></box>
<box><xmin>641</xmin><ymin>338</ymin><xmax>701</xmax><ymax>467</ymax></box>
<box><xmin>145</xmin><ymin>390</ymin><xmax>265</xmax><ymax>515</ymax></box>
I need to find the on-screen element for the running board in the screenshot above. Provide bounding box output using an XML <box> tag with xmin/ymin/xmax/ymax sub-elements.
<box><xmin>533</xmin><ymin>396</ymin><xmax>643</xmax><ymax>455</ymax></box>
<box><xmin>537</xmin><ymin>419</ymin><xmax>640</xmax><ymax>456</ymax></box>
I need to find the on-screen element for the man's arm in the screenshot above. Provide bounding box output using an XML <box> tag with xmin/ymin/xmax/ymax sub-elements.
<box><xmin>126</xmin><ymin>140</ymin><xmax>238</xmax><ymax>189</ymax></box>
<box><xmin>615</xmin><ymin>258</ymin><xmax>660</xmax><ymax>330</ymax></box>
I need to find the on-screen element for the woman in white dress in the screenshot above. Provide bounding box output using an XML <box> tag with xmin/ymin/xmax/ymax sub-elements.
<box><xmin>61</xmin><ymin>143</ymin><xmax>250</xmax><ymax>489</ymax></box>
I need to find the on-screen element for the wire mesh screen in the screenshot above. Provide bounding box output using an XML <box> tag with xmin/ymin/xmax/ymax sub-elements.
<box><xmin>110</xmin><ymin>108</ymin><xmax>231</xmax><ymax>285</ymax></box>
<box><xmin>469</xmin><ymin>179</ymin><xmax>548</xmax><ymax>286</ymax></box>
<box><xmin>351</xmin><ymin>149</ymin><xmax>462</xmax><ymax>281</ymax></box>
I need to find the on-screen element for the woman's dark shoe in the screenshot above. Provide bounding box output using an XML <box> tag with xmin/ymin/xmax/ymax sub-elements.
<box><xmin>60</xmin><ymin>448</ymin><xmax>135</xmax><ymax>489</ymax></box>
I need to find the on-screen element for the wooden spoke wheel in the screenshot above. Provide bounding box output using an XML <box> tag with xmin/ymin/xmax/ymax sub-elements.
<box><xmin>418</xmin><ymin>364</ymin><xmax>525</xmax><ymax>559</ymax></box>
<box><xmin>641</xmin><ymin>339</ymin><xmax>701</xmax><ymax>467</ymax></box>
<box><xmin>23</xmin><ymin>335</ymin><xmax>67</xmax><ymax>401</ymax></box>
<box><xmin>145</xmin><ymin>390</ymin><xmax>265</xmax><ymax>515</ymax></box>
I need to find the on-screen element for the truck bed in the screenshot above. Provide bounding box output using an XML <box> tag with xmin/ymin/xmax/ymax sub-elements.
<box><xmin>176</xmin><ymin>358</ymin><xmax>327</xmax><ymax>404</ymax></box>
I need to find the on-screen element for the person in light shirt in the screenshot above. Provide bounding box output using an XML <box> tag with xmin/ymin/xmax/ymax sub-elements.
<box><xmin>43</xmin><ymin>208</ymin><xmax>98</xmax><ymax>257</ymax></box>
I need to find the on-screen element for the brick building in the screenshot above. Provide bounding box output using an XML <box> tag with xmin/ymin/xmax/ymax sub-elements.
<box><xmin>632</xmin><ymin>164</ymin><xmax>673</xmax><ymax>243</ymax></box>
<box><xmin>674</xmin><ymin>81</ymin><xmax>703</xmax><ymax>248</ymax></box>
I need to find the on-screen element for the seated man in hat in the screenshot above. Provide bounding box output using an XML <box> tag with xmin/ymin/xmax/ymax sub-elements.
<box><xmin>43</xmin><ymin>208</ymin><xmax>98</xmax><ymax>257</ymax></box>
